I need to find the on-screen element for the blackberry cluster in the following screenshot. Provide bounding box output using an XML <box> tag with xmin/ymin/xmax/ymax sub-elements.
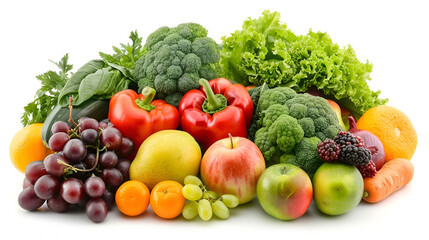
<box><xmin>339</xmin><ymin>145</ymin><xmax>372</xmax><ymax>165</ymax></box>
<box><xmin>317</xmin><ymin>131</ymin><xmax>373</xmax><ymax>171</ymax></box>
<box><xmin>317</xmin><ymin>139</ymin><xmax>340</xmax><ymax>162</ymax></box>
<box><xmin>334</xmin><ymin>131</ymin><xmax>364</xmax><ymax>148</ymax></box>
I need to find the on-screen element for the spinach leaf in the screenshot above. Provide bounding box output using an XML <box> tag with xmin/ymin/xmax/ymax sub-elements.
<box><xmin>58</xmin><ymin>59</ymin><xmax>105</xmax><ymax>106</ymax></box>
<box><xmin>74</xmin><ymin>68</ymin><xmax>129</xmax><ymax>105</ymax></box>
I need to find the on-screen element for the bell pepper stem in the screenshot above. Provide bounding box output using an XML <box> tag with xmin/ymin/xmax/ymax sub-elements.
<box><xmin>199</xmin><ymin>79</ymin><xmax>222</xmax><ymax>112</ymax></box>
<box><xmin>135</xmin><ymin>87</ymin><xmax>157</xmax><ymax>112</ymax></box>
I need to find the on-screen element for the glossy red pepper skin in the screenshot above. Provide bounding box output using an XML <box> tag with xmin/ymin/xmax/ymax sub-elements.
<box><xmin>179</xmin><ymin>78</ymin><xmax>253</xmax><ymax>150</ymax></box>
<box><xmin>108</xmin><ymin>89</ymin><xmax>180</xmax><ymax>152</ymax></box>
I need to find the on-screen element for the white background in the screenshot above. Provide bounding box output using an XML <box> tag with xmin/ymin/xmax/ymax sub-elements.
<box><xmin>1</xmin><ymin>0</ymin><xmax>428</xmax><ymax>239</ymax></box>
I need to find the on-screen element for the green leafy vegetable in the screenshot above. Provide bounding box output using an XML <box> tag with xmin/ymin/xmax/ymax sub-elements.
<box><xmin>58</xmin><ymin>31</ymin><xmax>145</xmax><ymax>107</ymax></box>
<box><xmin>58</xmin><ymin>60</ymin><xmax>105</xmax><ymax>106</ymax></box>
<box><xmin>221</xmin><ymin>10</ymin><xmax>388</xmax><ymax>117</ymax></box>
<box><xmin>21</xmin><ymin>54</ymin><xmax>73</xmax><ymax>126</ymax></box>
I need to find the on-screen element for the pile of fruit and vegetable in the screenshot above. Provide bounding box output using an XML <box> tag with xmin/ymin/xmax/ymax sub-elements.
<box><xmin>10</xmin><ymin>10</ymin><xmax>418</xmax><ymax>223</ymax></box>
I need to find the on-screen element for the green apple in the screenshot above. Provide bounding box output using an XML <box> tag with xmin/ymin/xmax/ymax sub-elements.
<box><xmin>257</xmin><ymin>164</ymin><xmax>313</xmax><ymax>220</ymax></box>
<box><xmin>313</xmin><ymin>162</ymin><xmax>363</xmax><ymax>215</ymax></box>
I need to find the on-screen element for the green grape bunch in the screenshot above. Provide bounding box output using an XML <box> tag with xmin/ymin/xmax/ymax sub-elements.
<box><xmin>181</xmin><ymin>175</ymin><xmax>239</xmax><ymax>221</ymax></box>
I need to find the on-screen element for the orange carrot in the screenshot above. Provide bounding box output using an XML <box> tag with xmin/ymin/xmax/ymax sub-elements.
<box><xmin>363</xmin><ymin>158</ymin><xmax>414</xmax><ymax>203</ymax></box>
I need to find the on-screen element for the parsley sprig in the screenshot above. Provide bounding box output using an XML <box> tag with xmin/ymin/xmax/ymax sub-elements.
<box><xmin>21</xmin><ymin>54</ymin><xmax>73</xmax><ymax>126</ymax></box>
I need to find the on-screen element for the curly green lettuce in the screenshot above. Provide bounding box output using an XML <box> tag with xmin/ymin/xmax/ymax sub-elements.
<box><xmin>221</xmin><ymin>10</ymin><xmax>387</xmax><ymax>117</ymax></box>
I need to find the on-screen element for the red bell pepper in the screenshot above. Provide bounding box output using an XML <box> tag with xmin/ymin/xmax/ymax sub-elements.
<box><xmin>179</xmin><ymin>78</ymin><xmax>253</xmax><ymax>150</ymax></box>
<box><xmin>108</xmin><ymin>87</ymin><xmax>180</xmax><ymax>154</ymax></box>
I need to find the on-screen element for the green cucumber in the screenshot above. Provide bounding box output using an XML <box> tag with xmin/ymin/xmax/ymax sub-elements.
<box><xmin>41</xmin><ymin>99</ymin><xmax>109</xmax><ymax>146</ymax></box>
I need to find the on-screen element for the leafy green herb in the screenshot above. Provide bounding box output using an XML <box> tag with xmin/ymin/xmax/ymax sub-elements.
<box><xmin>99</xmin><ymin>30</ymin><xmax>146</xmax><ymax>78</ymax></box>
<box><xmin>21</xmin><ymin>54</ymin><xmax>73</xmax><ymax>126</ymax></box>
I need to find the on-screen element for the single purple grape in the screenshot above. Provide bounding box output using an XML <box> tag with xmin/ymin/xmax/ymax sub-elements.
<box><xmin>25</xmin><ymin>161</ymin><xmax>47</xmax><ymax>185</ymax></box>
<box><xmin>44</xmin><ymin>154</ymin><xmax>69</xmax><ymax>177</ymax></box>
<box><xmin>101</xmin><ymin>168</ymin><xmax>123</xmax><ymax>187</ymax></box>
<box><xmin>86</xmin><ymin>198</ymin><xmax>108</xmax><ymax>223</ymax></box>
<box><xmin>47</xmin><ymin>195</ymin><xmax>70</xmax><ymax>213</ymax></box>
<box><xmin>100</xmin><ymin>127</ymin><xmax>122</xmax><ymax>151</ymax></box>
<box><xmin>51</xmin><ymin>121</ymin><xmax>71</xmax><ymax>134</ymax></box>
<box><xmin>34</xmin><ymin>174</ymin><xmax>60</xmax><ymax>200</ymax></box>
<box><xmin>99</xmin><ymin>151</ymin><xmax>118</xmax><ymax>169</ymax></box>
<box><xmin>63</xmin><ymin>139</ymin><xmax>87</xmax><ymax>163</ymax></box>
<box><xmin>49</xmin><ymin>132</ymin><xmax>70</xmax><ymax>152</ymax></box>
<box><xmin>61</xmin><ymin>178</ymin><xmax>84</xmax><ymax>204</ymax></box>
<box><xmin>84</xmin><ymin>176</ymin><xmax>106</xmax><ymax>198</ymax></box>
<box><xmin>78</xmin><ymin>118</ymin><xmax>99</xmax><ymax>132</ymax></box>
<box><xmin>115</xmin><ymin>137</ymin><xmax>135</xmax><ymax>158</ymax></box>
<box><xmin>18</xmin><ymin>186</ymin><xmax>45</xmax><ymax>211</ymax></box>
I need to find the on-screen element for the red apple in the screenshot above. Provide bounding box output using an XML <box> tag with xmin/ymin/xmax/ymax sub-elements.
<box><xmin>200</xmin><ymin>135</ymin><xmax>266</xmax><ymax>204</ymax></box>
<box><xmin>257</xmin><ymin>164</ymin><xmax>313</xmax><ymax>220</ymax></box>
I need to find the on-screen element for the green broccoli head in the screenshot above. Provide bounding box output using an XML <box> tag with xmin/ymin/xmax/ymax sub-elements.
<box><xmin>134</xmin><ymin>23</ymin><xmax>221</xmax><ymax>107</ymax></box>
<box><xmin>253</xmin><ymin>87</ymin><xmax>343</xmax><ymax>177</ymax></box>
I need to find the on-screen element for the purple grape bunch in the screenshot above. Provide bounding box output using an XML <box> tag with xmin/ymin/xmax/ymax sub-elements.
<box><xmin>18</xmin><ymin>118</ymin><xmax>135</xmax><ymax>223</ymax></box>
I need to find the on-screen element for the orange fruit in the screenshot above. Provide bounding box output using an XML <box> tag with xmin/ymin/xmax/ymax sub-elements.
<box><xmin>356</xmin><ymin>105</ymin><xmax>417</xmax><ymax>161</ymax></box>
<box><xmin>10</xmin><ymin>123</ymin><xmax>54</xmax><ymax>173</ymax></box>
<box><xmin>150</xmin><ymin>180</ymin><xmax>186</xmax><ymax>219</ymax></box>
<box><xmin>115</xmin><ymin>180</ymin><xmax>150</xmax><ymax>216</ymax></box>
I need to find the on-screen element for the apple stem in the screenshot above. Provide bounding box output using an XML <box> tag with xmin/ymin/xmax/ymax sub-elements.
<box><xmin>228</xmin><ymin>133</ymin><xmax>234</xmax><ymax>149</ymax></box>
<box><xmin>282</xmin><ymin>166</ymin><xmax>288</xmax><ymax>174</ymax></box>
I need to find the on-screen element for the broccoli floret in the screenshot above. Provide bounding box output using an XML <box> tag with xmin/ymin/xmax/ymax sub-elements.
<box><xmin>262</xmin><ymin>104</ymin><xmax>289</xmax><ymax>128</ymax></box>
<box><xmin>284</xmin><ymin>137</ymin><xmax>323</xmax><ymax>179</ymax></box>
<box><xmin>134</xmin><ymin>23</ymin><xmax>221</xmax><ymax>107</ymax></box>
<box><xmin>254</xmin><ymin>127</ymin><xmax>280</xmax><ymax>166</ymax></box>
<box><xmin>268</xmin><ymin>115</ymin><xmax>304</xmax><ymax>153</ymax></box>
<box><xmin>298</xmin><ymin>118</ymin><xmax>315</xmax><ymax>137</ymax></box>
<box><xmin>257</xmin><ymin>87</ymin><xmax>297</xmax><ymax>112</ymax></box>
<box><xmin>284</xmin><ymin>93</ymin><xmax>341</xmax><ymax>140</ymax></box>
<box><xmin>253</xmin><ymin>87</ymin><xmax>343</xmax><ymax>178</ymax></box>
<box><xmin>279</xmin><ymin>154</ymin><xmax>296</xmax><ymax>164</ymax></box>
<box><xmin>191</xmin><ymin>37</ymin><xmax>221</xmax><ymax>65</ymax></box>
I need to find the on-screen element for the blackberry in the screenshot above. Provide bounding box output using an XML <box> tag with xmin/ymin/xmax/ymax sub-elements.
<box><xmin>339</xmin><ymin>145</ymin><xmax>372</xmax><ymax>165</ymax></box>
<box><xmin>334</xmin><ymin>131</ymin><xmax>364</xmax><ymax>148</ymax></box>
<box><xmin>317</xmin><ymin>139</ymin><xmax>340</xmax><ymax>162</ymax></box>
<box><xmin>356</xmin><ymin>160</ymin><xmax>377</xmax><ymax>178</ymax></box>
